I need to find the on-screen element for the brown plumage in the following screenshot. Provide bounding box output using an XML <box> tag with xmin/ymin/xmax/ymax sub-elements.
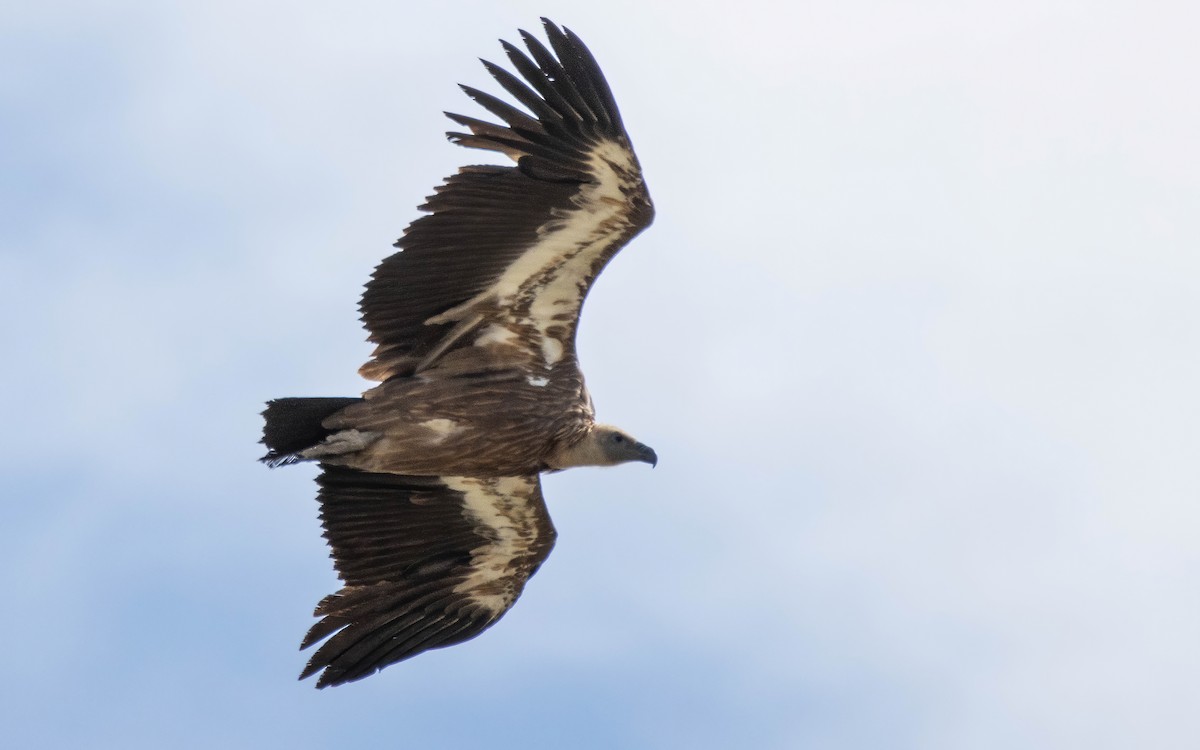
<box><xmin>261</xmin><ymin>19</ymin><xmax>656</xmax><ymax>688</ymax></box>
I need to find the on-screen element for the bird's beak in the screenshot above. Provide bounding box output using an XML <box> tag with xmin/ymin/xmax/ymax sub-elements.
<box><xmin>635</xmin><ymin>442</ymin><xmax>658</xmax><ymax>468</ymax></box>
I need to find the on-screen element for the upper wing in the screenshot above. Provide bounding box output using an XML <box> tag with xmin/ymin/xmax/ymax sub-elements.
<box><xmin>359</xmin><ymin>19</ymin><xmax>654</xmax><ymax>381</ymax></box>
<box><xmin>300</xmin><ymin>465</ymin><xmax>556</xmax><ymax>688</ymax></box>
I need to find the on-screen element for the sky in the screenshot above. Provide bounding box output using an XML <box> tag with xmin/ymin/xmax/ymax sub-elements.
<box><xmin>3</xmin><ymin>0</ymin><xmax>1198</xmax><ymax>747</ymax></box>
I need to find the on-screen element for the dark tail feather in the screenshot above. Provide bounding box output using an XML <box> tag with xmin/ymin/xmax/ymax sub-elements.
<box><xmin>260</xmin><ymin>397</ymin><xmax>363</xmax><ymax>467</ymax></box>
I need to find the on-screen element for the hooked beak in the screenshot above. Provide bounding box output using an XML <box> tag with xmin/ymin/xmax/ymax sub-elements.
<box><xmin>635</xmin><ymin>441</ymin><xmax>658</xmax><ymax>468</ymax></box>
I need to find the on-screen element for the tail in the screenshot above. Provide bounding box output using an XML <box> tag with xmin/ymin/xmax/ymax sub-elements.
<box><xmin>260</xmin><ymin>397</ymin><xmax>363</xmax><ymax>467</ymax></box>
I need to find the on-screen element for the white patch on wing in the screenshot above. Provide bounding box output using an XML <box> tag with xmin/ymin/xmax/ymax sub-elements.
<box><xmin>420</xmin><ymin>418</ymin><xmax>461</xmax><ymax>443</ymax></box>
<box><xmin>475</xmin><ymin>324</ymin><xmax>518</xmax><ymax>346</ymax></box>
<box><xmin>540</xmin><ymin>337</ymin><xmax>564</xmax><ymax>366</ymax></box>
<box><xmin>445</xmin><ymin>476</ymin><xmax>545</xmax><ymax>615</ymax></box>
<box><xmin>527</xmin><ymin>376</ymin><xmax>549</xmax><ymax>387</ymax></box>
<box><xmin>589</xmin><ymin>140</ymin><xmax>638</xmax><ymax>181</ymax></box>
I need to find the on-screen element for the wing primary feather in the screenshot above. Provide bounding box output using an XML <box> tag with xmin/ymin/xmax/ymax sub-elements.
<box><xmin>351</xmin><ymin>616</ymin><xmax>485</xmax><ymax>683</ymax></box>
<box><xmin>447</xmin><ymin>130</ymin><xmax>587</xmax><ymax>168</ymax></box>
<box><xmin>480</xmin><ymin>60</ymin><xmax>563</xmax><ymax>127</ymax></box>
<box><xmin>312</xmin><ymin>610</ymin><xmax>441</xmax><ymax>682</ymax></box>
<box><xmin>543</xmin><ymin>21</ymin><xmax>618</xmax><ymax>133</ymax></box>
<box><xmin>299</xmin><ymin>616</ymin><xmax>348</xmax><ymax>651</ymax></box>
<box><xmin>518</xmin><ymin>30</ymin><xmax>596</xmax><ymax>122</ymax></box>
<box><xmin>457</xmin><ymin>84</ymin><xmax>543</xmax><ymax>134</ymax></box>
<box><xmin>326</xmin><ymin>614</ymin><xmax>479</xmax><ymax>687</ymax></box>
<box><xmin>500</xmin><ymin>40</ymin><xmax>585</xmax><ymax>124</ymax></box>
<box><xmin>444</xmin><ymin>113</ymin><xmax>532</xmax><ymax>144</ymax></box>
<box><xmin>302</xmin><ymin>586</ymin><xmax>455</xmax><ymax>678</ymax></box>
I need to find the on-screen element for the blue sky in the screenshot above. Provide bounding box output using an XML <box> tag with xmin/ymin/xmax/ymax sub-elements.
<box><xmin>3</xmin><ymin>1</ymin><xmax>1198</xmax><ymax>748</ymax></box>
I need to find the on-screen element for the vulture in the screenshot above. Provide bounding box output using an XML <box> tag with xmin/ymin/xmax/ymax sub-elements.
<box><xmin>261</xmin><ymin>19</ymin><xmax>655</xmax><ymax>688</ymax></box>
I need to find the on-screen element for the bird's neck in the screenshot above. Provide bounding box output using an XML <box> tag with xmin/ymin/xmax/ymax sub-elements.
<box><xmin>545</xmin><ymin>429</ymin><xmax>609</xmax><ymax>470</ymax></box>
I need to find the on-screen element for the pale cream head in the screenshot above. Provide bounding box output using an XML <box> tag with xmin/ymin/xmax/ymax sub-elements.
<box><xmin>547</xmin><ymin>424</ymin><xmax>657</xmax><ymax>470</ymax></box>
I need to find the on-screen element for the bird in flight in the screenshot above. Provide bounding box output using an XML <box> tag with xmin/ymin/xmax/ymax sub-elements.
<box><xmin>261</xmin><ymin>19</ymin><xmax>656</xmax><ymax>688</ymax></box>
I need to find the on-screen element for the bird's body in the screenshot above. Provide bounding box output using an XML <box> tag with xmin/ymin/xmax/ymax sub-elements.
<box><xmin>262</xmin><ymin>19</ymin><xmax>655</xmax><ymax>688</ymax></box>
<box><xmin>311</xmin><ymin>360</ymin><xmax>592</xmax><ymax>476</ymax></box>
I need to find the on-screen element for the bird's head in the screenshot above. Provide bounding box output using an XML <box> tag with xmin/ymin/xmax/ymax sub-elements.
<box><xmin>548</xmin><ymin>424</ymin><xmax>657</xmax><ymax>469</ymax></box>
<box><xmin>591</xmin><ymin>425</ymin><xmax>657</xmax><ymax>467</ymax></box>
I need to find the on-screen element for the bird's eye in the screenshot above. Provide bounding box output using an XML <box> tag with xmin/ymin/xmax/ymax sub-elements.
<box><xmin>613</xmin><ymin>434</ymin><xmax>625</xmax><ymax>444</ymax></box>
